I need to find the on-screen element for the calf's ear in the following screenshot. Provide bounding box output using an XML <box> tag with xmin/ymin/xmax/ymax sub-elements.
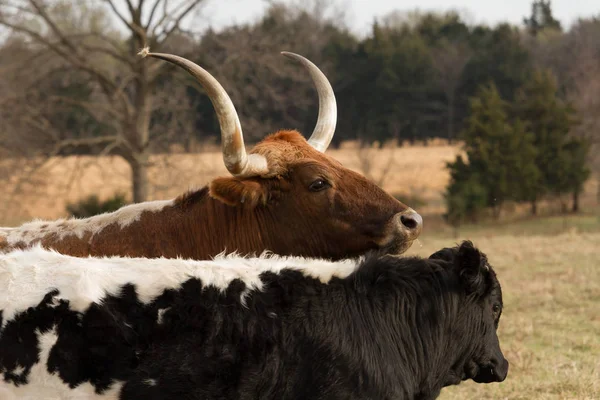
<box><xmin>456</xmin><ymin>240</ymin><xmax>489</xmax><ymax>296</ymax></box>
<box><xmin>209</xmin><ymin>177</ymin><xmax>268</xmax><ymax>208</ymax></box>
<box><xmin>428</xmin><ymin>247</ymin><xmax>455</xmax><ymax>262</ymax></box>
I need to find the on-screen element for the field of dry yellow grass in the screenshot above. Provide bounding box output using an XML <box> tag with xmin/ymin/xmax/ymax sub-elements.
<box><xmin>0</xmin><ymin>142</ymin><xmax>463</xmax><ymax>224</ymax></box>
<box><xmin>1</xmin><ymin>141</ymin><xmax>596</xmax><ymax>226</ymax></box>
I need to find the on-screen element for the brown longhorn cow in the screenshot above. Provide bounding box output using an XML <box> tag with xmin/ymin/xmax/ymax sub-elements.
<box><xmin>0</xmin><ymin>50</ymin><xmax>422</xmax><ymax>261</ymax></box>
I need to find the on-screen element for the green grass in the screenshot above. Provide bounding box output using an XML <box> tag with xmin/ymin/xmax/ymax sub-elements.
<box><xmin>422</xmin><ymin>210</ymin><xmax>600</xmax><ymax>240</ymax></box>
<box><xmin>404</xmin><ymin>214</ymin><xmax>600</xmax><ymax>399</ymax></box>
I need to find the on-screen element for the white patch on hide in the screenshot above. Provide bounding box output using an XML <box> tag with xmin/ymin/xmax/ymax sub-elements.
<box><xmin>0</xmin><ymin>328</ymin><xmax>123</xmax><ymax>399</ymax></box>
<box><xmin>0</xmin><ymin>199</ymin><xmax>173</xmax><ymax>247</ymax></box>
<box><xmin>12</xmin><ymin>365</ymin><xmax>25</xmax><ymax>376</ymax></box>
<box><xmin>0</xmin><ymin>245</ymin><xmax>361</xmax><ymax>325</ymax></box>
<box><xmin>144</xmin><ymin>378</ymin><xmax>157</xmax><ymax>386</ymax></box>
<box><xmin>157</xmin><ymin>308</ymin><xmax>170</xmax><ymax>325</ymax></box>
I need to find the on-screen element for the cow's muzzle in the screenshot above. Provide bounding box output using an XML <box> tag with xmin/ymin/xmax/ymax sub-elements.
<box><xmin>473</xmin><ymin>358</ymin><xmax>509</xmax><ymax>383</ymax></box>
<box><xmin>398</xmin><ymin>208</ymin><xmax>423</xmax><ymax>240</ymax></box>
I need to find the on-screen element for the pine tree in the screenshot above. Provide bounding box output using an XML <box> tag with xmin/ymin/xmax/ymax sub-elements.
<box><xmin>504</xmin><ymin>119</ymin><xmax>541</xmax><ymax>205</ymax></box>
<box><xmin>444</xmin><ymin>155</ymin><xmax>488</xmax><ymax>227</ymax></box>
<box><xmin>523</xmin><ymin>0</ymin><xmax>562</xmax><ymax>36</ymax></box>
<box><xmin>555</xmin><ymin>138</ymin><xmax>591</xmax><ymax>212</ymax></box>
<box><xmin>514</xmin><ymin>68</ymin><xmax>586</xmax><ymax>214</ymax></box>
<box><xmin>445</xmin><ymin>83</ymin><xmax>539</xmax><ymax>221</ymax></box>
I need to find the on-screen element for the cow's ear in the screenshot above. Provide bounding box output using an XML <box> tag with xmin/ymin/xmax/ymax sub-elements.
<box><xmin>428</xmin><ymin>247</ymin><xmax>455</xmax><ymax>262</ymax></box>
<box><xmin>209</xmin><ymin>177</ymin><xmax>268</xmax><ymax>208</ymax></box>
<box><xmin>456</xmin><ymin>240</ymin><xmax>489</xmax><ymax>296</ymax></box>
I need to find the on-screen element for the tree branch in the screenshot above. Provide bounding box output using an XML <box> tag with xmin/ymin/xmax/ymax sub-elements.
<box><xmin>0</xmin><ymin>20</ymin><xmax>134</xmax><ymax>117</ymax></box>
<box><xmin>51</xmin><ymin>136</ymin><xmax>121</xmax><ymax>149</ymax></box>
<box><xmin>103</xmin><ymin>0</ymin><xmax>145</xmax><ymax>38</ymax></box>
<box><xmin>153</xmin><ymin>0</ymin><xmax>203</xmax><ymax>44</ymax></box>
<box><xmin>71</xmin><ymin>32</ymin><xmax>126</xmax><ymax>53</ymax></box>
<box><xmin>47</xmin><ymin>95</ymin><xmax>126</xmax><ymax>123</ymax></box>
<box><xmin>124</xmin><ymin>0</ymin><xmax>137</xmax><ymax>21</ymax></box>
<box><xmin>28</xmin><ymin>0</ymin><xmax>79</xmax><ymax>54</ymax></box>
<box><xmin>103</xmin><ymin>0</ymin><xmax>135</xmax><ymax>31</ymax></box>
<box><xmin>145</xmin><ymin>0</ymin><xmax>165</xmax><ymax>30</ymax></box>
<box><xmin>0</xmin><ymin>20</ymin><xmax>120</xmax><ymax>95</ymax></box>
<box><xmin>79</xmin><ymin>44</ymin><xmax>133</xmax><ymax>66</ymax></box>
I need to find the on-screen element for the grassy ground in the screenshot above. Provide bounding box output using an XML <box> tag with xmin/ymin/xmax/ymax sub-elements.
<box><xmin>403</xmin><ymin>214</ymin><xmax>600</xmax><ymax>399</ymax></box>
<box><xmin>423</xmin><ymin>211</ymin><xmax>600</xmax><ymax>239</ymax></box>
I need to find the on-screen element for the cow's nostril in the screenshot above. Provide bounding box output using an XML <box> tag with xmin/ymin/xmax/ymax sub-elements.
<box><xmin>400</xmin><ymin>213</ymin><xmax>422</xmax><ymax>231</ymax></box>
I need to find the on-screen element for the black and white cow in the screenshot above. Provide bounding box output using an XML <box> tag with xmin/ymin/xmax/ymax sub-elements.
<box><xmin>0</xmin><ymin>241</ymin><xmax>508</xmax><ymax>399</ymax></box>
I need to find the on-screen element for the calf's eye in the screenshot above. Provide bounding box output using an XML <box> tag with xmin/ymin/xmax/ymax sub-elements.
<box><xmin>492</xmin><ymin>304</ymin><xmax>501</xmax><ymax>314</ymax></box>
<box><xmin>309</xmin><ymin>179</ymin><xmax>330</xmax><ymax>192</ymax></box>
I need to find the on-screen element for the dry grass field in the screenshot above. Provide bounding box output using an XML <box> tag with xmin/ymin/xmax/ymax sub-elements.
<box><xmin>405</xmin><ymin>215</ymin><xmax>600</xmax><ymax>400</ymax></box>
<box><xmin>1</xmin><ymin>141</ymin><xmax>596</xmax><ymax>226</ymax></box>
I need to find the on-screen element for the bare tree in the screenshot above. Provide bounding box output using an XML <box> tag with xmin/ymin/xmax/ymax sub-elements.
<box><xmin>431</xmin><ymin>39</ymin><xmax>471</xmax><ymax>143</ymax></box>
<box><xmin>562</xmin><ymin>19</ymin><xmax>600</xmax><ymax>203</ymax></box>
<box><xmin>567</xmin><ymin>57</ymin><xmax>600</xmax><ymax>203</ymax></box>
<box><xmin>0</xmin><ymin>0</ymin><xmax>206</xmax><ymax>202</ymax></box>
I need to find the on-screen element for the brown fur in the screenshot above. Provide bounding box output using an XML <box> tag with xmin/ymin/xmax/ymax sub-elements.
<box><xmin>2</xmin><ymin>131</ymin><xmax>420</xmax><ymax>260</ymax></box>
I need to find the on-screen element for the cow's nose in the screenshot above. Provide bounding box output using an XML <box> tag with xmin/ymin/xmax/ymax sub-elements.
<box><xmin>399</xmin><ymin>209</ymin><xmax>423</xmax><ymax>239</ymax></box>
<box><xmin>493</xmin><ymin>358</ymin><xmax>509</xmax><ymax>382</ymax></box>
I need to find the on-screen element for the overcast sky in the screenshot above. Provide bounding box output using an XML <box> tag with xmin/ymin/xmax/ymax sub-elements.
<box><xmin>201</xmin><ymin>0</ymin><xmax>599</xmax><ymax>35</ymax></box>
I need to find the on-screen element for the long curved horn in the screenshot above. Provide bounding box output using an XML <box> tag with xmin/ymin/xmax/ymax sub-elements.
<box><xmin>281</xmin><ymin>52</ymin><xmax>337</xmax><ymax>153</ymax></box>
<box><xmin>138</xmin><ymin>47</ymin><xmax>268</xmax><ymax>177</ymax></box>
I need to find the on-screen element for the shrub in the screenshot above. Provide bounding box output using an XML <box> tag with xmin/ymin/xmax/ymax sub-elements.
<box><xmin>66</xmin><ymin>192</ymin><xmax>128</xmax><ymax>218</ymax></box>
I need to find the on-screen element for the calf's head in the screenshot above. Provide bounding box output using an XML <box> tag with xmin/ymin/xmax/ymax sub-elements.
<box><xmin>430</xmin><ymin>241</ymin><xmax>509</xmax><ymax>384</ymax></box>
<box><xmin>141</xmin><ymin>49</ymin><xmax>422</xmax><ymax>258</ymax></box>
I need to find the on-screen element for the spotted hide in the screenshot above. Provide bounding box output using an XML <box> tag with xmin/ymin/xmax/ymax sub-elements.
<box><xmin>0</xmin><ymin>242</ymin><xmax>507</xmax><ymax>399</ymax></box>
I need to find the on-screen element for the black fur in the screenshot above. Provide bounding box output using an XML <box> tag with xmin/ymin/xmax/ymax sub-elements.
<box><xmin>0</xmin><ymin>241</ymin><xmax>507</xmax><ymax>399</ymax></box>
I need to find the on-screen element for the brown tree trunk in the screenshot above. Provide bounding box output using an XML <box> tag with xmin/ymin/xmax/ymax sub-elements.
<box><xmin>531</xmin><ymin>200</ymin><xmax>537</xmax><ymax>216</ymax></box>
<box><xmin>572</xmin><ymin>190</ymin><xmax>580</xmax><ymax>213</ymax></box>
<box><xmin>131</xmin><ymin>158</ymin><xmax>149</xmax><ymax>203</ymax></box>
<box><xmin>129</xmin><ymin>38</ymin><xmax>153</xmax><ymax>204</ymax></box>
<box><xmin>448</xmin><ymin>91</ymin><xmax>455</xmax><ymax>144</ymax></box>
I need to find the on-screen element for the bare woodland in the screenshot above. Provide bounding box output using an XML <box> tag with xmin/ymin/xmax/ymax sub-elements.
<box><xmin>0</xmin><ymin>0</ymin><xmax>206</xmax><ymax>203</ymax></box>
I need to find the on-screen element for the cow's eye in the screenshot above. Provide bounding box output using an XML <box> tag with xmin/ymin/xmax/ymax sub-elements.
<box><xmin>309</xmin><ymin>179</ymin><xmax>330</xmax><ymax>192</ymax></box>
<box><xmin>492</xmin><ymin>304</ymin><xmax>501</xmax><ymax>314</ymax></box>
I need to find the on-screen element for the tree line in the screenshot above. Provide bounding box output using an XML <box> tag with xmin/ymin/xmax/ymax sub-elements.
<box><xmin>0</xmin><ymin>0</ymin><xmax>597</xmax><ymax>210</ymax></box>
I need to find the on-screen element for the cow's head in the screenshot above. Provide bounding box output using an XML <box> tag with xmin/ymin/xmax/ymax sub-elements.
<box><xmin>139</xmin><ymin>49</ymin><xmax>422</xmax><ymax>258</ymax></box>
<box><xmin>430</xmin><ymin>241</ymin><xmax>509</xmax><ymax>384</ymax></box>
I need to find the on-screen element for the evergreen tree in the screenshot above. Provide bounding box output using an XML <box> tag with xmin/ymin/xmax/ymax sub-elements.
<box><xmin>504</xmin><ymin>119</ymin><xmax>541</xmax><ymax>205</ymax></box>
<box><xmin>358</xmin><ymin>21</ymin><xmax>437</xmax><ymax>144</ymax></box>
<box><xmin>461</xmin><ymin>24</ymin><xmax>532</xmax><ymax>103</ymax></box>
<box><xmin>514</xmin><ymin>68</ymin><xmax>584</xmax><ymax>214</ymax></box>
<box><xmin>524</xmin><ymin>0</ymin><xmax>562</xmax><ymax>36</ymax></box>
<box><xmin>445</xmin><ymin>83</ymin><xmax>539</xmax><ymax>221</ymax></box>
<box><xmin>555</xmin><ymin>138</ymin><xmax>591</xmax><ymax>212</ymax></box>
<box><xmin>444</xmin><ymin>155</ymin><xmax>488</xmax><ymax>227</ymax></box>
